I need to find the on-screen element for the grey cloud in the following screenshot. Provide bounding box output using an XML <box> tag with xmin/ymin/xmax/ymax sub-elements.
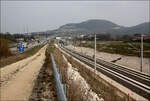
<box><xmin>1</xmin><ymin>1</ymin><xmax>149</xmax><ymax>33</ymax></box>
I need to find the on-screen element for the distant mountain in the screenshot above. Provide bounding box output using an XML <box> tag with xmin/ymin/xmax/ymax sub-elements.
<box><xmin>58</xmin><ymin>19</ymin><xmax>124</xmax><ymax>33</ymax></box>
<box><xmin>118</xmin><ymin>22</ymin><xmax>150</xmax><ymax>34</ymax></box>
<box><xmin>56</xmin><ymin>19</ymin><xmax>150</xmax><ymax>35</ymax></box>
<box><xmin>31</xmin><ymin>19</ymin><xmax>149</xmax><ymax>36</ymax></box>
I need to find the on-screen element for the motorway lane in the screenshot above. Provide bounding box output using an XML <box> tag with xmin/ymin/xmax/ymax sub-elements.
<box><xmin>10</xmin><ymin>40</ymin><xmax>47</xmax><ymax>53</ymax></box>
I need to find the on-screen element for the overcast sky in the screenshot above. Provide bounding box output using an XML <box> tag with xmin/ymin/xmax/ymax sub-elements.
<box><xmin>1</xmin><ymin>1</ymin><xmax>149</xmax><ymax>34</ymax></box>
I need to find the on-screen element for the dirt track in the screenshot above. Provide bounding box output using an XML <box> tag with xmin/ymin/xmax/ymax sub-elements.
<box><xmin>66</xmin><ymin>45</ymin><xmax>150</xmax><ymax>74</ymax></box>
<box><xmin>0</xmin><ymin>45</ymin><xmax>47</xmax><ymax>101</ymax></box>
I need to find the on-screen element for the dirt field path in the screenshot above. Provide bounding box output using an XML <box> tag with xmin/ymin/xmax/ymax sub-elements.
<box><xmin>0</xmin><ymin>45</ymin><xmax>47</xmax><ymax>101</ymax></box>
<box><xmin>66</xmin><ymin>45</ymin><xmax>150</xmax><ymax>75</ymax></box>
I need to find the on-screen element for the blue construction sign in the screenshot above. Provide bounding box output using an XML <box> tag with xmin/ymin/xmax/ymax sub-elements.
<box><xmin>18</xmin><ymin>45</ymin><xmax>24</xmax><ymax>53</ymax></box>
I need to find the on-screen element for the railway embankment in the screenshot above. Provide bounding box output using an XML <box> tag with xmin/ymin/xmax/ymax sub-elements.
<box><xmin>53</xmin><ymin>44</ymin><xmax>103</xmax><ymax>101</ymax></box>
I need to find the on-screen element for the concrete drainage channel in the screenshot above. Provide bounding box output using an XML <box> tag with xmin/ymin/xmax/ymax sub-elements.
<box><xmin>51</xmin><ymin>53</ymin><xmax>67</xmax><ymax>101</ymax></box>
<box><xmin>29</xmin><ymin>45</ymin><xmax>102</xmax><ymax>101</ymax></box>
<box><xmin>29</xmin><ymin>51</ymin><xmax>57</xmax><ymax>101</ymax></box>
<box><xmin>29</xmin><ymin>49</ymin><xmax>67</xmax><ymax>101</ymax></box>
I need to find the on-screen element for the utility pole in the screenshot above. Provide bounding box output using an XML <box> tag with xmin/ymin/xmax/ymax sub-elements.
<box><xmin>27</xmin><ymin>25</ymin><xmax>29</xmax><ymax>35</ymax></box>
<box><xmin>24</xmin><ymin>25</ymin><xmax>26</xmax><ymax>34</ymax></box>
<box><xmin>149</xmin><ymin>59</ymin><xmax>150</xmax><ymax>76</ymax></box>
<box><xmin>141</xmin><ymin>34</ymin><xmax>143</xmax><ymax>72</ymax></box>
<box><xmin>94</xmin><ymin>34</ymin><xmax>96</xmax><ymax>72</ymax></box>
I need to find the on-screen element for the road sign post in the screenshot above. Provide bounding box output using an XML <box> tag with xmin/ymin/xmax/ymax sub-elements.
<box><xmin>18</xmin><ymin>45</ymin><xmax>24</xmax><ymax>53</ymax></box>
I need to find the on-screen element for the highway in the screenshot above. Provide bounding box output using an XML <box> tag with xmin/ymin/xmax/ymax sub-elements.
<box><xmin>10</xmin><ymin>40</ymin><xmax>47</xmax><ymax>53</ymax></box>
<box><xmin>60</xmin><ymin>45</ymin><xmax>150</xmax><ymax>100</ymax></box>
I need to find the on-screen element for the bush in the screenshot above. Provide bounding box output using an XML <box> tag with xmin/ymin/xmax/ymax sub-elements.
<box><xmin>0</xmin><ymin>38</ymin><xmax>12</xmax><ymax>58</ymax></box>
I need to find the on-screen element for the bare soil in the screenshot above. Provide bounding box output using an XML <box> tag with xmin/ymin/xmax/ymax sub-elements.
<box><xmin>29</xmin><ymin>48</ymin><xmax>57</xmax><ymax>101</ymax></box>
<box><xmin>0</xmin><ymin>45</ymin><xmax>47</xmax><ymax>101</ymax></box>
<box><xmin>66</xmin><ymin>45</ymin><xmax>150</xmax><ymax>75</ymax></box>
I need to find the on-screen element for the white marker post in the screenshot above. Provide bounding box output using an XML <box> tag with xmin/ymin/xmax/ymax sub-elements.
<box><xmin>141</xmin><ymin>34</ymin><xmax>143</xmax><ymax>72</ymax></box>
<box><xmin>94</xmin><ymin>34</ymin><xmax>96</xmax><ymax>72</ymax></box>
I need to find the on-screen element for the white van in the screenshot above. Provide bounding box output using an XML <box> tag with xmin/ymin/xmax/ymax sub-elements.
<box><xmin>22</xmin><ymin>42</ymin><xmax>28</xmax><ymax>48</ymax></box>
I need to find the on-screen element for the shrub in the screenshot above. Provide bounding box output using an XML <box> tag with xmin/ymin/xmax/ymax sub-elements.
<box><xmin>0</xmin><ymin>38</ymin><xmax>12</xmax><ymax>58</ymax></box>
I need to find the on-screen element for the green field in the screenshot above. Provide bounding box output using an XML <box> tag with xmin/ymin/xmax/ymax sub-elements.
<box><xmin>79</xmin><ymin>41</ymin><xmax>150</xmax><ymax>58</ymax></box>
<box><xmin>7</xmin><ymin>40</ymin><xmax>16</xmax><ymax>44</ymax></box>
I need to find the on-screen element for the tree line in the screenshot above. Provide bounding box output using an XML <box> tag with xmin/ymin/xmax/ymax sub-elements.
<box><xmin>0</xmin><ymin>32</ymin><xmax>35</xmax><ymax>42</ymax></box>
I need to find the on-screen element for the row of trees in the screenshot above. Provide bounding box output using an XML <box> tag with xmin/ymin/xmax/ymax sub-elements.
<box><xmin>0</xmin><ymin>32</ymin><xmax>35</xmax><ymax>42</ymax></box>
<box><xmin>78</xmin><ymin>33</ymin><xmax>150</xmax><ymax>42</ymax></box>
<box><xmin>78</xmin><ymin>34</ymin><xmax>134</xmax><ymax>41</ymax></box>
<box><xmin>0</xmin><ymin>38</ymin><xmax>12</xmax><ymax>58</ymax></box>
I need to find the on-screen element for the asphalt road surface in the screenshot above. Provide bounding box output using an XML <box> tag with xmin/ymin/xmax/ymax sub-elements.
<box><xmin>10</xmin><ymin>40</ymin><xmax>47</xmax><ymax>53</ymax></box>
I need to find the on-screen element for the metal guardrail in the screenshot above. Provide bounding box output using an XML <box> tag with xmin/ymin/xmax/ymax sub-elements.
<box><xmin>51</xmin><ymin>53</ymin><xmax>67</xmax><ymax>101</ymax></box>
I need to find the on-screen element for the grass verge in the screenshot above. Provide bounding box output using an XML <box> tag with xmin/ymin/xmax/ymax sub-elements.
<box><xmin>0</xmin><ymin>45</ymin><xmax>44</xmax><ymax>68</ymax></box>
<box><xmin>79</xmin><ymin>41</ymin><xmax>150</xmax><ymax>58</ymax></box>
<box><xmin>0</xmin><ymin>38</ymin><xmax>12</xmax><ymax>58</ymax></box>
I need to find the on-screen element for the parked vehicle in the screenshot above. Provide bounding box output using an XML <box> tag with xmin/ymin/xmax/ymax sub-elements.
<box><xmin>22</xmin><ymin>42</ymin><xmax>28</xmax><ymax>48</ymax></box>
